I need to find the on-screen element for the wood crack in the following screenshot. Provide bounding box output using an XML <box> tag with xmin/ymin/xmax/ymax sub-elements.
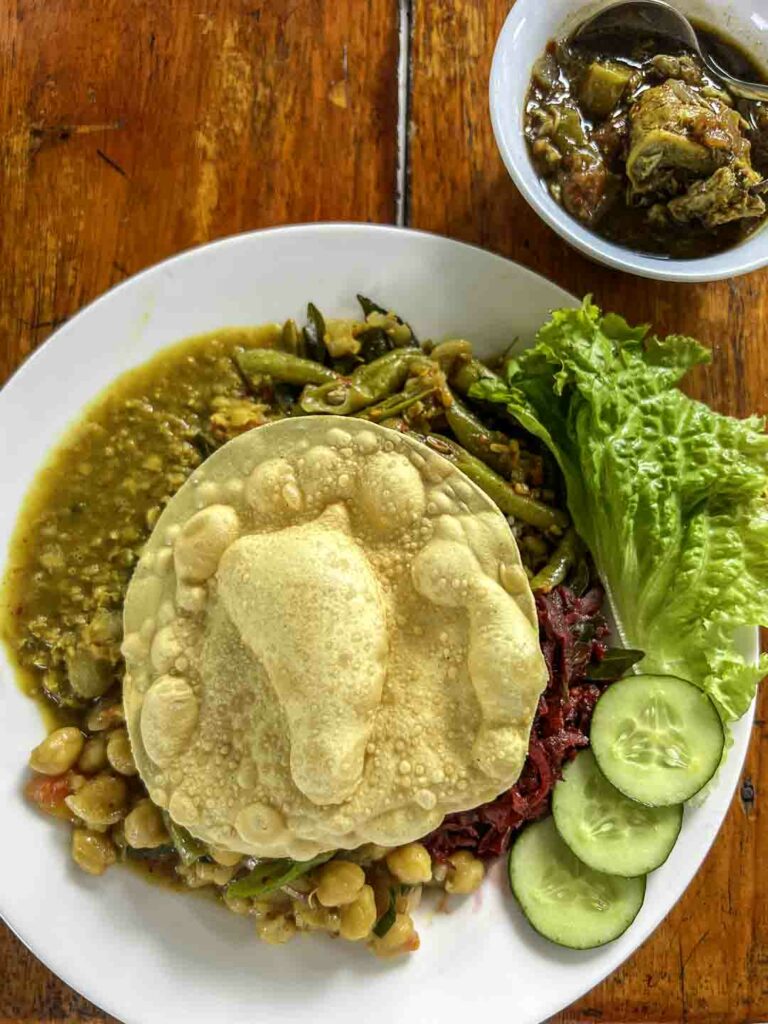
<box><xmin>395</xmin><ymin>0</ymin><xmax>413</xmax><ymax>225</ymax></box>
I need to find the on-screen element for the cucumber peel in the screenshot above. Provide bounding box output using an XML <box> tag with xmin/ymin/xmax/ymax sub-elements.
<box><xmin>590</xmin><ymin>674</ymin><xmax>725</xmax><ymax>807</ymax></box>
<box><xmin>508</xmin><ymin>817</ymin><xmax>646</xmax><ymax>949</ymax></box>
<box><xmin>553</xmin><ymin>749</ymin><xmax>683</xmax><ymax>877</ymax></box>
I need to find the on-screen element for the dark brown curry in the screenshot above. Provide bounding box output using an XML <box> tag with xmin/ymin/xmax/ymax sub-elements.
<box><xmin>525</xmin><ymin>21</ymin><xmax>768</xmax><ymax>258</ymax></box>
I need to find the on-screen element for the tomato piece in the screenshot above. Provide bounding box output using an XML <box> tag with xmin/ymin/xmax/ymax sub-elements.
<box><xmin>25</xmin><ymin>771</ymin><xmax>75</xmax><ymax>819</ymax></box>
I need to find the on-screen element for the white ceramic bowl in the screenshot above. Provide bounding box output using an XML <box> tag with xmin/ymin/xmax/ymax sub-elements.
<box><xmin>0</xmin><ymin>225</ymin><xmax>758</xmax><ymax>1024</ymax></box>
<box><xmin>490</xmin><ymin>0</ymin><xmax>768</xmax><ymax>282</ymax></box>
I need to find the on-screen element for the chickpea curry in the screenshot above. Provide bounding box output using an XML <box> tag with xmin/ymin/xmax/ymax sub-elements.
<box><xmin>2</xmin><ymin>297</ymin><xmax>609</xmax><ymax>956</ymax></box>
<box><xmin>525</xmin><ymin>21</ymin><xmax>768</xmax><ymax>258</ymax></box>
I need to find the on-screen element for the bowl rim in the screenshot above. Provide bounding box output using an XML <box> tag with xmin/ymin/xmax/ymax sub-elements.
<box><xmin>488</xmin><ymin>0</ymin><xmax>768</xmax><ymax>283</ymax></box>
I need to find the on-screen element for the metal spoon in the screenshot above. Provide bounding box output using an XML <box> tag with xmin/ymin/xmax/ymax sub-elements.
<box><xmin>573</xmin><ymin>0</ymin><xmax>768</xmax><ymax>102</ymax></box>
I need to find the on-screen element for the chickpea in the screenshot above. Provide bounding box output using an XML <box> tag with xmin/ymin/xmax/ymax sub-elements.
<box><xmin>371</xmin><ymin>912</ymin><xmax>420</xmax><ymax>957</ymax></box>
<box><xmin>253</xmin><ymin>895</ymin><xmax>290</xmax><ymax>916</ymax></box>
<box><xmin>64</xmin><ymin>773</ymin><xmax>128</xmax><ymax>827</ymax></box>
<box><xmin>124</xmin><ymin>798</ymin><xmax>169</xmax><ymax>849</ymax></box>
<box><xmin>293</xmin><ymin>901</ymin><xmax>340</xmax><ymax>934</ymax></box>
<box><xmin>339</xmin><ymin>884</ymin><xmax>377</xmax><ymax>941</ymax></box>
<box><xmin>68</xmin><ymin>773</ymin><xmax>87</xmax><ymax>793</ymax></box>
<box><xmin>315</xmin><ymin>860</ymin><xmax>366</xmax><ymax>907</ymax></box>
<box><xmin>71</xmin><ymin>828</ymin><xmax>117</xmax><ymax>876</ymax></box>
<box><xmin>256</xmin><ymin>914</ymin><xmax>296</xmax><ymax>945</ymax></box>
<box><xmin>77</xmin><ymin>736</ymin><xmax>108</xmax><ymax>774</ymax></box>
<box><xmin>445</xmin><ymin>851</ymin><xmax>485</xmax><ymax>895</ymax></box>
<box><xmin>223</xmin><ymin>892</ymin><xmax>251</xmax><ymax>916</ymax></box>
<box><xmin>386</xmin><ymin>843</ymin><xmax>432</xmax><ymax>885</ymax></box>
<box><xmin>106</xmin><ymin>728</ymin><xmax>138</xmax><ymax>776</ymax></box>
<box><xmin>182</xmin><ymin>860</ymin><xmax>237</xmax><ymax>888</ymax></box>
<box><xmin>29</xmin><ymin>727</ymin><xmax>84</xmax><ymax>776</ymax></box>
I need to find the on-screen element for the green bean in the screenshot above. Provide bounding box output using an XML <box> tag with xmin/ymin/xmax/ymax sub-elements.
<box><xmin>429</xmin><ymin>339</ymin><xmax>473</xmax><ymax>373</ymax></box>
<box><xmin>449</xmin><ymin>357</ymin><xmax>504</xmax><ymax>396</ymax></box>
<box><xmin>356</xmin><ymin>386</ymin><xmax>435</xmax><ymax>423</ymax></box>
<box><xmin>236</xmin><ymin>348</ymin><xmax>339</xmax><ymax>387</ymax></box>
<box><xmin>426</xmin><ymin>434</ymin><xmax>570</xmax><ymax>532</ymax></box>
<box><xmin>529</xmin><ymin>528</ymin><xmax>580</xmax><ymax>592</ymax></box>
<box><xmin>301</xmin><ymin>349</ymin><xmax>430</xmax><ymax>415</ymax></box>
<box><xmin>445</xmin><ymin>391</ymin><xmax>520</xmax><ymax>477</ymax></box>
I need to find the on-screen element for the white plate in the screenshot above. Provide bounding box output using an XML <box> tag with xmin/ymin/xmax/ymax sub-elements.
<box><xmin>0</xmin><ymin>224</ymin><xmax>756</xmax><ymax>1024</ymax></box>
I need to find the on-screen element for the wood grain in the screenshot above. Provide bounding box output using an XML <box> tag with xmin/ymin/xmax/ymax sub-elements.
<box><xmin>0</xmin><ymin>0</ymin><xmax>398</xmax><ymax>1019</ymax></box>
<box><xmin>0</xmin><ymin>0</ymin><xmax>399</xmax><ymax>385</ymax></box>
<box><xmin>408</xmin><ymin>2</ymin><xmax>767</xmax><ymax>1022</ymax></box>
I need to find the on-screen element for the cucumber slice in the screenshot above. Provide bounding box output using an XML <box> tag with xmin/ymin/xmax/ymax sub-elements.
<box><xmin>590</xmin><ymin>674</ymin><xmax>724</xmax><ymax>807</ymax></box>
<box><xmin>508</xmin><ymin>817</ymin><xmax>646</xmax><ymax>949</ymax></box>
<box><xmin>552</xmin><ymin>749</ymin><xmax>683</xmax><ymax>877</ymax></box>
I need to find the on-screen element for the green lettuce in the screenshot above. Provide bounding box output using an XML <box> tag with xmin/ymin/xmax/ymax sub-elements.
<box><xmin>472</xmin><ymin>299</ymin><xmax>768</xmax><ymax>722</ymax></box>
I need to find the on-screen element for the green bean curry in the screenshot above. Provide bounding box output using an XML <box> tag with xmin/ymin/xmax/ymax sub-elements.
<box><xmin>525</xmin><ymin>20</ymin><xmax>768</xmax><ymax>258</ymax></box>
<box><xmin>1</xmin><ymin>297</ymin><xmax>573</xmax><ymax>955</ymax></box>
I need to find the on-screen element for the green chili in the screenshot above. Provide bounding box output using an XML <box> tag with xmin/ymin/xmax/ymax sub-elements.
<box><xmin>226</xmin><ymin>851</ymin><xmax>334</xmax><ymax>899</ymax></box>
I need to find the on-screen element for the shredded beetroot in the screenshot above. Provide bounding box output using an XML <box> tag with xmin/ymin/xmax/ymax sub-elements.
<box><xmin>425</xmin><ymin>585</ymin><xmax>612</xmax><ymax>861</ymax></box>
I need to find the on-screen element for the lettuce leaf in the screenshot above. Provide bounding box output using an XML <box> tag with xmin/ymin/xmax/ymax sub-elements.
<box><xmin>472</xmin><ymin>298</ymin><xmax>768</xmax><ymax>722</ymax></box>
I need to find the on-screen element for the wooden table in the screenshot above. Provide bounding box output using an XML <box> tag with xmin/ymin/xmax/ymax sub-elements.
<box><xmin>0</xmin><ymin>2</ymin><xmax>765</xmax><ymax>1021</ymax></box>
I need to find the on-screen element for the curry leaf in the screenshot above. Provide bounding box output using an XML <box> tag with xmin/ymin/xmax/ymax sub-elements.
<box><xmin>373</xmin><ymin>887</ymin><xmax>398</xmax><ymax>938</ymax></box>
<box><xmin>586</xmin><ymin>647</ymin><xmax>645</xmax><ymax>682</ymax></box>
<box><xmin>302</xmin><ymin>302</ymin><xmax>328</xmax><ymax>365</ymax></box>
<box><xmin>163</xmin><ymin>814</ymin><xmax>209</xmax><ymax>867</ymax></box>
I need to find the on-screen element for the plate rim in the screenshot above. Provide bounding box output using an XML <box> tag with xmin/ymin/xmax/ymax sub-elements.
<box><xmin>0</xmin><ymin>221</ymin><xmax>757</xmax><ymax>1024</ymax></box>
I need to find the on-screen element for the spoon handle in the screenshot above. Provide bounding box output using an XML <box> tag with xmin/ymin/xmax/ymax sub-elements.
<box><xmin>702</xmin><ymin>51</ymin><xmax>768</xmax><ymax>103</ymax></box>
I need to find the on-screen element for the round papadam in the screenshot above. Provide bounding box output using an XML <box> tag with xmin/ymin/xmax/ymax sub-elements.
<box><xmin>122</xmin><ymin>416</ymin><xmax>548</xmax><ymax>860</ymax></box>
